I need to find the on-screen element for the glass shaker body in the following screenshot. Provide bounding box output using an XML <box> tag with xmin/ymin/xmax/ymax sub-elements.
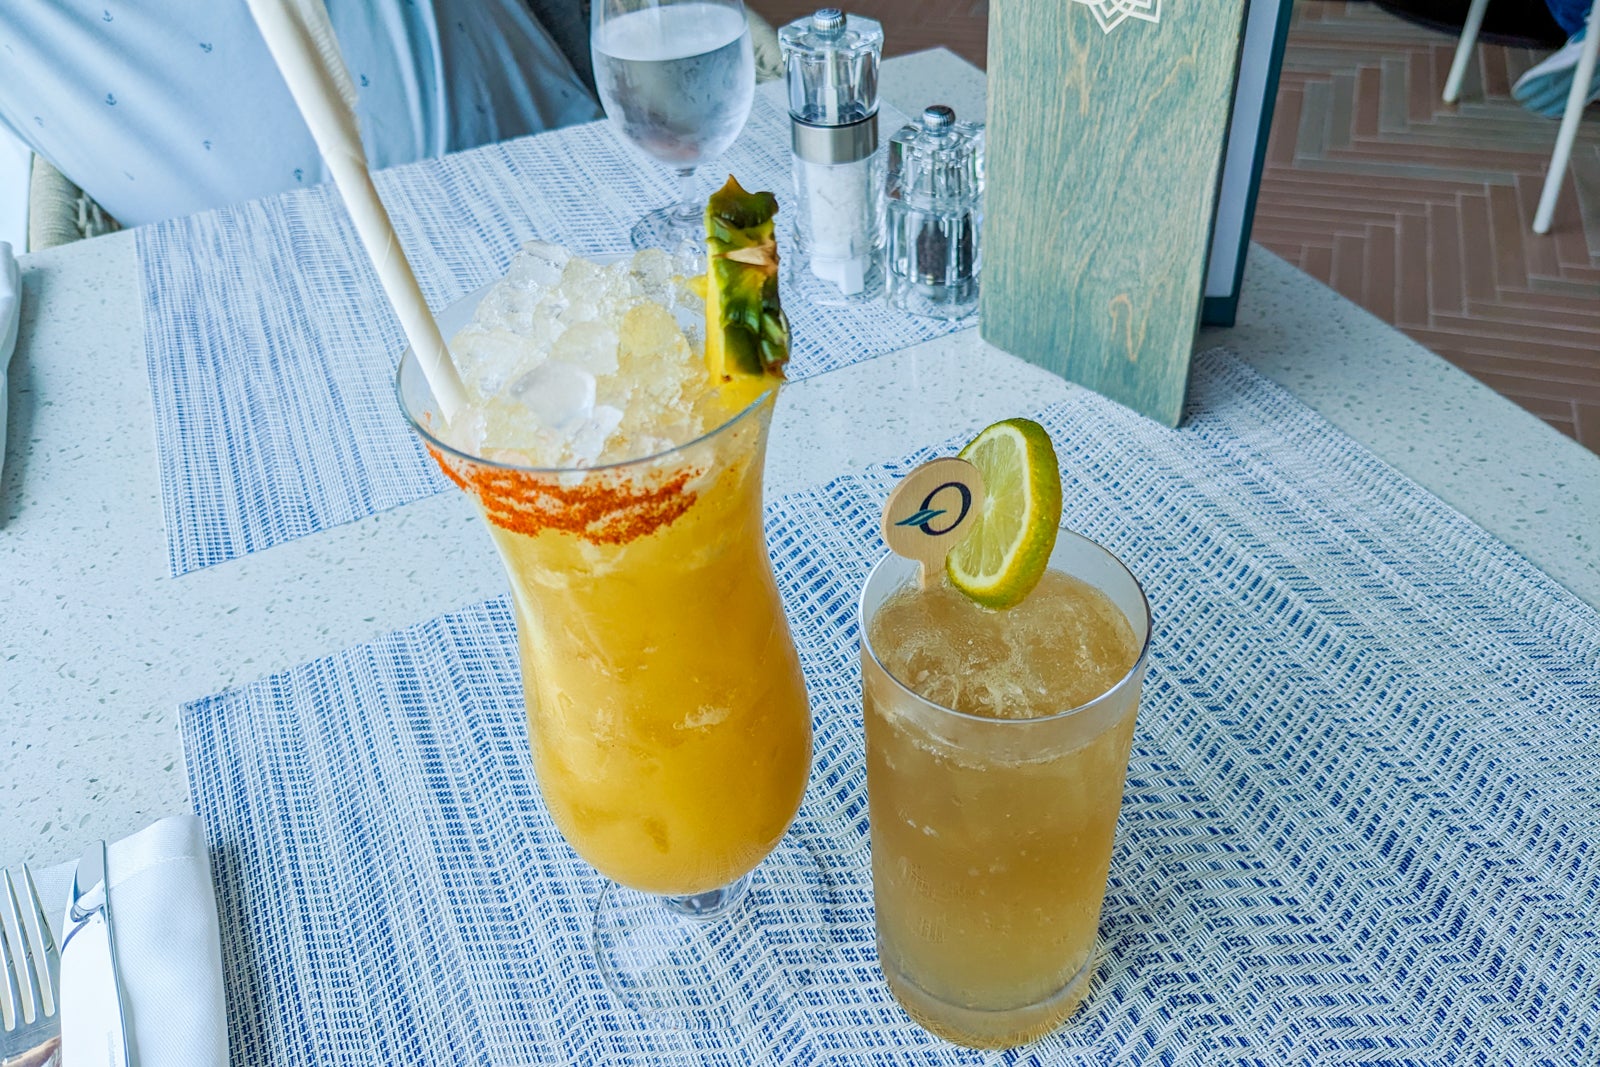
<box><xmin>780</xmin><ymin>10</ymin><xmax>886</xmax><ymax>304</ymax></box>
<box><xmin>886</xmin><ymin>106</ymin><xmax>984</xmax><ymax>320</ymax></box>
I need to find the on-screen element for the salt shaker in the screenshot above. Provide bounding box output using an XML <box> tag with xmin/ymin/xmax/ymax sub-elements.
<box><xmin>779</xmin><ymin>9</ymin><xmax>886</xmax><ymax>303</ymax></box>
<box><xmin>885</xmin><ymin>105</ymin><xmax>984</xmax><ymax>320</ymax></box>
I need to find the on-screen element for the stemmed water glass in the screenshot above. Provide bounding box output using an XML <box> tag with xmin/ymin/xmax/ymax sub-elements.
<box><xmin>591</xmin><ymin>0</ymin><xmax>757</xmax><ymax>250</ymax></box>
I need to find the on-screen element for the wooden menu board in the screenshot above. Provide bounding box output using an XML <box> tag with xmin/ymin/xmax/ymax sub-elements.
<box><xmin>981</xmin><ymin>0</ymin><xmax>1250</xmax><ymax>428</ymax></box>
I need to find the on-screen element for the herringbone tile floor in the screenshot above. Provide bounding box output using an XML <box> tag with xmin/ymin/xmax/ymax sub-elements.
<box><xmin>1262</xmin><ymin>2</ymin><xmax>1600</xmax><ymax>448</ymax></box>
<box><xmin>752</xmin><ymin>0</ymin><xmax>1600</xmax><ymax>452</ymax></box>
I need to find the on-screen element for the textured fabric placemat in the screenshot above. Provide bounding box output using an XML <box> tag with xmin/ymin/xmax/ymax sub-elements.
<box><xmin>138</xmin><ymin>95</ymin><xmax>955</xmax><ymax>577</ymax></box>
<box><xmin>181</xmin><ymin>351</ymin><xmax>1600</xmax><ymax>1065</ymax></box>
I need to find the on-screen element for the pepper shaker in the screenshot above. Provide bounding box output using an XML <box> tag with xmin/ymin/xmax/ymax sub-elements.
<box><xmin>779</xmin><ymin>9</ymin><xmax>886</xmax><ymax>303</ymax></box>
<box><xmin>885</xmin><ymin>105</ymin><xmax>984</xmax><ymax>319</ymax></box>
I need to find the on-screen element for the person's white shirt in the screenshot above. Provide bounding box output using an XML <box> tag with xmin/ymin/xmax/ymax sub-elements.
<box><xmin>0</xmin><ymin>0</ymin><xmax>601</xmax><ymax>228</ymax></box>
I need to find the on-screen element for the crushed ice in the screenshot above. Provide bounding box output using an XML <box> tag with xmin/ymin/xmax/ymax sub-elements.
<box><xmin>445</xmin><ymin>242</ymin><xmax>718</xmax><ymax>468</ymax></box>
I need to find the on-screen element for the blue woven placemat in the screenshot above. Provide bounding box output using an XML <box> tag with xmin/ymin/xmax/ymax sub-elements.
<box><xmin>138</xmin><ymin>95</ymin><xmax>959</xmax><ymax>577</ymax></box>
<box><xmin>180</xmin><ymin>350</ymin><xmax>1600</xmax><ymax>1065</ymax></box>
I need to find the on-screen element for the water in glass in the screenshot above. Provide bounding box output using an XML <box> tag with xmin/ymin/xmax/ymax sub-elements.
<box><xmin>593</xmin><ymin>3</ymin><xmax>754</xmax><ymax>168</ymax></box>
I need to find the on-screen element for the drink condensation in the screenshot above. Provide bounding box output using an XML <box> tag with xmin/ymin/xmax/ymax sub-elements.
<box><xmin>593</xmin><ymin>4</ymin><xmax>756</xmax><ymax>168</ymax></box>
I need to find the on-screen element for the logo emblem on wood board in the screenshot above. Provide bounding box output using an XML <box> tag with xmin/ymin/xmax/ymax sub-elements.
<box><xmin>1070</xmin><ymin>0</ymin><xmax>1160</xmax><ymax>34</ymax></box>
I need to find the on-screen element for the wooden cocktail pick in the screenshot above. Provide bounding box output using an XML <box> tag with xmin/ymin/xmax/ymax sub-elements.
<box><xmin>880</xmin><ymin>457</ymin><xmax>987</xmax><ymax>589</ymax></box>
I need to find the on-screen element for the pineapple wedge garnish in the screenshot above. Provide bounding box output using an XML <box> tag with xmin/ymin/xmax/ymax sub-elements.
<box><xmin>704</xmin><ymin>176</ymin><xmax>790</xmax><ymax>403</ymax></box>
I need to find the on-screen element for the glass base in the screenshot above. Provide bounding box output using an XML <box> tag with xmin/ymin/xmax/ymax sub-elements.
<box><xmin>880</xmin><ymin>945</ymin><xmax>1096</xmax><ymax>1050</ymax></box>
<box><xmin>629</xmin><ymin>201</ymin><xmax>703</xmax><ymax>254</ymax></box>
<box><xmin>591</xmin><ymin>836</ymin><xmax>838</xmax><ymax>1029</ymax></box>
<box><xmin>884</xmin><ymin>272</ymin><xmax>980</xmax><ymax>321</ymax></box>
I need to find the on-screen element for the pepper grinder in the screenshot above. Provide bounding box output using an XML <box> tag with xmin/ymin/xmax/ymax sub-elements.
<box><xmin>778</xmin><ymin>9</ymin><xmax>885</xmax><ymax>303</ymax></box>
<box><xmin>885</xmin><ymin>105</ymin><xmax>984</xmax><ymax>320</ymax></box>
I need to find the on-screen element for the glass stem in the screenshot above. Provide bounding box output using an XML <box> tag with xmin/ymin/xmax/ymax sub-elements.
<box><xmin>675</xmin><ymin>167</ymin><xmax>698</xmax><ymax>217</ymax></box>
<box><xmin>659</xmin><ymin>874</ymin><xmax>750</xmax><ymax>921</ymax></box>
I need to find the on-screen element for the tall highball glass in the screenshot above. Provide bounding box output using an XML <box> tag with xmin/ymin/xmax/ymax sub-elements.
<box><xmin>860</xmin><ymin>531</ymin><xmax>1152</xmax><ymax>1048</ymax></box>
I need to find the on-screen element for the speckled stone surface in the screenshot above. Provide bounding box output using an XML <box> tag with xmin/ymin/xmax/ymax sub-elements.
<box><xmin>3</xmin><ymin>50</ymin><xmax>1597</xmax><ymax>867</ymax></box>
<box><xmin>1208</xmin><ymin>245</ymin><xmax>1600</xmax><ymax>608</ymax></box>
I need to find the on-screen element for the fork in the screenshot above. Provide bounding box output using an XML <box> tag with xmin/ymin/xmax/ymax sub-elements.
<box><xmin>0</xmin><ymin>866</ymin><xmax>60</xmax><ymax>1067</ymax></box>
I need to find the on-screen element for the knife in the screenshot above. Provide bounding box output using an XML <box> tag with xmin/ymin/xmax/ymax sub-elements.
<box><xmin>60</xmin><ymin>844</ymin><xmax>132</xmax><ymax>1067</ymax></box>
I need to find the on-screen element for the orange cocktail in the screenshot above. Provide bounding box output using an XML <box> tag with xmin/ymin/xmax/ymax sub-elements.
<box><xmin>396</xmin><ymin>244</ymin><xmax>810</xmax><ymax>904</ymax></box>
<box><xmin>463</xmin><ymin>394</ymin><xmax>809</xmax><ymax>896</ymax></box>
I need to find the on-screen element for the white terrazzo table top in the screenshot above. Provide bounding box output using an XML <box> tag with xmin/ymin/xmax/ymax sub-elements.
<box><xmin>3</xmin><ymin>50</ymin><xmax>1597</xmax><ymax>866</ymax></box>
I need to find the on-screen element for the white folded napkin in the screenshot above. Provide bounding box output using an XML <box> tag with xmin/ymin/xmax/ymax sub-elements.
<box><xmin>0</xmin><ymin>241</ymin><xmax>19</xmax><ymax>479</ymax></box>
<box><xmin>39</xmin><ymin>816</ymin><xmax>229</xmax><ymax>1067</ymax></box>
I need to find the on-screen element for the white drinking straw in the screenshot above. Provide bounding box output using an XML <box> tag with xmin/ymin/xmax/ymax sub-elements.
<box><xmin>244</xmin><ymin>0</ymin><xmax>468</xmax><ymax>419</ymax></box>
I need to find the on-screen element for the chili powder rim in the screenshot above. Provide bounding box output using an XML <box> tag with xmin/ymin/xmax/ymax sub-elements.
<box><xmin>395</xmin><ymin>350</ymin><xmax>777</xmax><ymax>477</ymax></box>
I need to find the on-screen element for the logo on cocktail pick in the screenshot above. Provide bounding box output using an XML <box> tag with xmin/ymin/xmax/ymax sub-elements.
<box><xmin>1070</xmin><ymin>0</ymin><xmax>1160</xmax><ymax>34</ymax></box>
<box><xmin>881</xmin><ymin>457</ymin><xmax>986</xmax><ymax>588</ymax></box>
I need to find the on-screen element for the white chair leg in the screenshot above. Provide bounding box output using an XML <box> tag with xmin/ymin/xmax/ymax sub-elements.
<box><xmin>1533</xmin><ymin>0</ymin><xmax>1600</xmax><ymax>234</ymax></box>
<box><xmin>1443</xmin><ymin>0</ymin><xmax>1492</xmax><ymax>103</ymax></box>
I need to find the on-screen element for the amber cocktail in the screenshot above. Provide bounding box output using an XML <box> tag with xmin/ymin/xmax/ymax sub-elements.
<box><xmin>860</xmin><ymin>531</ymin><xmax>1151</xmax><ymax>1048</ymax></box>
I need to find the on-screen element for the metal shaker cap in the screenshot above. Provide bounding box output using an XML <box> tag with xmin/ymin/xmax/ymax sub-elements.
<box><xmin>779</xmin><ymin>10</ymin><xmax>884</xmax><ymax>126</ymax></box>
<box><xmin>810</xmin><ymin>8</ymin><xmax>845</xmax><ymax>34</ymax></box>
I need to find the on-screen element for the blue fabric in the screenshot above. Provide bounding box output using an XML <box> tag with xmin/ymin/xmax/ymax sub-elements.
<box><xmin>1546</xmin><ymin>0</ymin><xmax>1592</xmax><ymax>37</ymax></box>
<box><xmin>0</xmin><ymin>0</ymin><xmax>599</xmax><ymax>227</ymax></box>
<box><xmin>135</xmin><ymin>94</ymin><xmax>945</xmax><ymax>577</ymax></box>
<box><xmin>1511</xmin><ymin>19</ymin><xmax>1599</xmax><ymax>117</ymax></box>
<box><xmin>181</xmin><ymin>351</ymin><xmax>1600</xmax><ymax>1065</ymax></box>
